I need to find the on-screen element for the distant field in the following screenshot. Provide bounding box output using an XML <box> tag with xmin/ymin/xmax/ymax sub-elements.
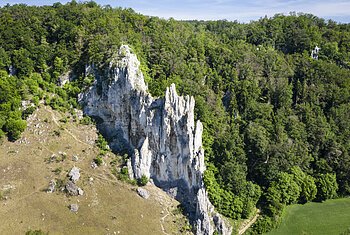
<box><xmin>266</xmin><ymin>198</ymin><xmax>350</xmax><ymax>235</ymax></box>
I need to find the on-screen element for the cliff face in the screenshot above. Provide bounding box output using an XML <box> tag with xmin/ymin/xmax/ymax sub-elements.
<box><xmin>81</xmin><ymin>45</ymin><xmax>232</xmax><ymax>235</ymax></box>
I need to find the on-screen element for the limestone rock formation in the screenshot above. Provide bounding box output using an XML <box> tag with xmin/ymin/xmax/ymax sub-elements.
<box><xmin>47</xmin><ymin>179</ymin><xmax>56</xmax><ymax>193</ymax></box>
<box><xmin>81</xmin><ymin>45</ymin><xmax>232</xmax><ymax>235</ymax></box>
<box><xmin>69</xmin><ymin>167</ymin><xmax>80</xmax><ymax>183</ymax></box>
<box><xmin>137</xmin><ymin>187</ymin><xmax>150</xmax><ymax>199</ymax></box>
<box><xmin>70</xmin><ymin>203</ymin><xmax>79</xmax><ymax>212</ymax></box>
<box><xmin>65</xmin><ymin>180</ymin><xmax>84</xmax><ymax>196</ymax></box>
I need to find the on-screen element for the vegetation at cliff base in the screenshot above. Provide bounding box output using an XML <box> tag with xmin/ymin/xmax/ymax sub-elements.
<box><xmin>0</xmin><ymin>1</ymin><xmax>350</xmax><ymax>233</ymax></box>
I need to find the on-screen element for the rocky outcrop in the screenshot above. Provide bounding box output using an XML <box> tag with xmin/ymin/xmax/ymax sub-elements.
<box><xmin>47</xmin><ymin>179</ymin><xmax>56</xmax><ymax>193</ymax></box>
<box><xmin>81</xmin><ymin>45</ymin><xmax>232</xmax><ymax>235</ymax></box>
<box><xmin>70</xmin><ymin>203</ymin><xmax>79</xmax><ymax>212</ymax></box>
<box><xmin>69</xmin><ymin>167</ymin><xmax>80</xmax><ymax>183</ymax></box>
<box><xmin>65</xmin><ymin>180</ymin><xmax>84</xmax><ymax>196</ymax></box>
<box><xmin>137</xmin><ymin>187</ymin><xmax>150</xmax><ymax>199</ymax></box>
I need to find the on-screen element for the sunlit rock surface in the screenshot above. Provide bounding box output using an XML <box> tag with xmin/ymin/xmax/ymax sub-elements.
<box><xmin>81</xmin><ymin>45</ymin><xmax>232</xmax><ymax>235</ymax></box>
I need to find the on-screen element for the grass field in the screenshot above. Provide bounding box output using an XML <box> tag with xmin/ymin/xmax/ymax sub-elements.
<box><xmin>266</xmin><ymin>198</ymin><xmax>350</xmax><ymax>235</ymax></box>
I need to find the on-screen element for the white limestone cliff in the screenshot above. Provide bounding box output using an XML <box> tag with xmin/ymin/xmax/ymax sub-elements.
<box><xmin>81</xmin><ymin>45</ymin><xmax>232</xmax><ymax>235</ymax></box>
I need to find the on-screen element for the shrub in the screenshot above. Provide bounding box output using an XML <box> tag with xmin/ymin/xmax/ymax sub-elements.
<box><xmin>5</xmin><ymin>118</ymin><xmax>27</xmax><ymax>140</ymax></box>
<box><xmin>267</xmin><ymin>172</ymin><xmax>301</xmax><ymax>205</ymax></box>
<box><xmin>94</xmin><ymin>156</ymin><xmax>103</xmax><ymax>166</ymax></box>
<box><xmin>316</xmin><ymin>173</ymin><xmax>338</xmax><ymax>201</ymax></box>
<box><xmin>0</xmin><ymin>129</ymin><xmax>5</xmax><ymax>142</ymax></box>
<box><xmin>120</xmin><ymin>167</ymin><xmax>128</xmax><ymax>175</ymax></box>
<box><xmin>118</xmin><ymin>167</ymin><xmax>137</xmax><ymax>185</ymax></box>
<box><xmin>80</xmin><ymin>116</ymin><xmax>93</xmax><ymax>125</ymax></box>
<box><xmin>55</xmin><ymin>178</ymin><xmax>65</xmax><ymax>189</ymax></box>
<box><xmin>290</xmin><ymin>166</ymin><xmax>317</xmax><ymax>203</ymax></box>
<box><xmin>251</xmin><ymin>216</ymin><xmax>275</xmax><ymax>234</ymax></box>
<box><xmin>118</xmin><ymin>167</ymin><xmax>129</xmax><ymax>181</ymax></box>
<box><xmin>22</xmin><ymin>106</ymin><xmax>36</xmax><ymax>119</ymax></box>
<box><xmin>53</xmin><ymin>167</ymin><xmax>62</xmax><ymax>175</ymax></box>
<box><xmin>138</xmin><ymin>174</ymin><xmax>149</xmax><ymax>186</ymax></box>
<box><xmin>300</xmin><ymin>175</ymin><xmax>317</xmax><ymax>202</ymax></box>
<box><xmin>59</xmin><ymin>117</ymin><xmax>68</xmax><ymax>123</ymax></box>
<box><xmin>25</xmin><ymin>229</ymin><xmax>47</xmax><ymax>235</ymax></box>
<box><xmin>96</xmin><ymin>134</ymin><xmax>109</xmax><ymax>155</ymax></box>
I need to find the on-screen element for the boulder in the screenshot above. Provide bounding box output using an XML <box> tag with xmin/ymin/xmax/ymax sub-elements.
<box><xmin>137</xmin><ymin>187</ymin><xmax>150</xmax><ymax>199</ymax></box>
<box><xmin>72</xmin><ymin>155</ymin><xmax>79</xmax><ymax>162</ymax></box>
<box><xmin>68</xmin><ymin>167</ymin><xmax>80</xmax><ymax>182</ymax></box>
<box><xmin>70</xmin><ymin>204</ymin><xmax>79</xmax><ymax>212</ymax></box>
<box><xmin>91</xmin><ymin>161</ymin><xmax>98</xmax><ymax>169</ymax></box>
<box><xmin>47</xmin><ymin>179</ymin><xmax>56</xmax><ymax>193</ymax></box>
<box><xmin>65</xmin><ymin>180</ymin><xmax>83</xmax><ymax>196</ymax></box>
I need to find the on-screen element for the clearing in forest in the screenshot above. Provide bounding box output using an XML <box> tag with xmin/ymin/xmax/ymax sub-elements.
<box><xmin>267</xmin><ymin>198</ymin><xmax>350</xmax><ymax>235</ymax></box>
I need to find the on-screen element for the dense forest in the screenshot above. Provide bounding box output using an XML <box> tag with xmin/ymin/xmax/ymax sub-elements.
<box><xmin>0</xmin><ymin>1</ymin><xmax>349</xmax><ymax>233</ymax></box>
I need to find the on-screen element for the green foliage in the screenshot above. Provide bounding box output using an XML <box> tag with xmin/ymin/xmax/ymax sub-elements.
<box><xmin>94</xmin><ymin>156</ymin><xmax>103</xmax><ymax>166</ymax></box>
<box><xmin>340</xmin><ymin>227</ymin><xmax>350</xmax><ymax>235</ymax></box>
<box><xmin>22</xmin><ymin>106</ymin><xmax>36</xmax><ymax>119</ymax></box>
<box><xmin>5</xmin><ymin>118</ymin><xmax>27</xmax><ymax>140</ymax></box>
<box><xmin>52</xmin><ymin>167</ymin><xmax>62</xmax><ymax>175</ymax></box>
<box><xmin>290</xmin><ymin>166</ymin><xmax>317</xmax><ymax>203</ymax></box>
<box><xmin>96</xmin><ymin>134</ymin><xmax>109</xmax><ymax>154</ymax></box>
<box><xmin>268</xmin><ymin>172</ymin><xmax>301</xmax><ymax>205</ymax></box>
<box><xmin>80</xmin><ymin>116</ymin><xmax>93</xmax><ymax>125</ymax></box>
<box><xmin>300</xmin><ymin>175</ymin><xmax>317</xmax><ymax>202</ymax></box>
<box><xmin>118</xmin><ymin>167</ymin><xmax>137</xmax><ymax>185</ymax></box>
<box><xmin>12</xmin><ymin>48</ymin><xmax>34</xmax><ymax>77</ymax></box>
<box><xmin>203</xmin><ymin>164</ymin><xmax>259</xmax><ymax>219</ymax></box>
<box><xmin>120</xmin><ymin>167</ymin><xmax>129</xmax><ymax>177</ymax></box>
<box><xmin>315</xmin><ymin>173</ymin><xmax>338</xmax><ymax>201</ymax></box>
<box><xmin>257</xmin><ymin>168</ymin><xmax>317</xmax><ymax>233</ymax></box>
<box><xmin>25</xmin><ymin>230</ymin><xmax>48</xmax><ymax>235</ymax></box>
<box><xmin>251</xmin><ymin>215</ymin><xmax>276</xmax><ymax>234</ymax></box>
<box><xmin>138</xmin><ymin>174</ymin><xmax>149</xmax><ymax>186</ymax></box>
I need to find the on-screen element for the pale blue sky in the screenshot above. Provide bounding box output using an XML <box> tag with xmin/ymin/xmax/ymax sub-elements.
<box><xmin>2</xmin><ymin>0</ymin><xmax>350</xmax><ymax>23</ymax></box>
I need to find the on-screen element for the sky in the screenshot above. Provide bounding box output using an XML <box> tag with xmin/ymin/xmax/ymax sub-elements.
<box><xmin>2</xmin><ymin>0</ymin><xmax>350</xmax><ymax>23</ymax></box>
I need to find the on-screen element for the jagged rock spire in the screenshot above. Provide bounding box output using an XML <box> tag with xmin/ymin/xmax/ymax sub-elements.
<box><xmin>81</xmin><ymin>45</ymin><xmax>232</xmax><ymax>235</ymax></box>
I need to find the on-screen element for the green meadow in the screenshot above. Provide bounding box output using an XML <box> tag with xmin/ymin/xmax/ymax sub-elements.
<box><xmin>266</xmin><ymin>198</ymin><xmax>350</xmax><ymax>235</ymax></box>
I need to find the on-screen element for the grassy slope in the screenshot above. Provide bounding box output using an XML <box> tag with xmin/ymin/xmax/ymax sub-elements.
<box><xmin>266</xmin><ymin>198</ymin><xmax>350</xmax><ymax>235</ymax></box>
<box><xmin>0</xmin><ymin>106</ymin><xmax>189</xmax><ymax>235</ymax></box>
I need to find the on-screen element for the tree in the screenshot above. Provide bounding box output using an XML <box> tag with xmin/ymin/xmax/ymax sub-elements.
<box><xmin>316</xmin><ymin>173</ymin><xmax>338</xmax><ymax>201</ymax></box>
<box><xmin>267</xmin><ymin>172</ymin><xmax>301</xmax><ymax>205</ymax></box>
<box><xmin>301</xmin><ymin>175</ymin><xmax>318</xmax><ymax>202</ymax></box>
<box><xmin>5</xmin><ymin>118</ymin><xmax>27</xmax><ymax>140</ymax></box>
<box><xmin>0</xmin><ymin>47</ymin><xmax>10</xmax><ymax>69</ymax></box>
<box><xmin>12</xmin><ymin>48</ymin><xmax>34</xmax><ymax>77</ymax></box>
<box><xmin>290</xmin><ymin>166</ymin><xmax>317</xmax><ymax>202</ymax></box>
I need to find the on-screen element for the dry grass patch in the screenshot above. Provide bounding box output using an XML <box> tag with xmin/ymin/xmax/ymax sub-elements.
<box><xmin>0</xmin><ymin>106</ymin><xmax>190</xmax><ymax>235</ymax></box>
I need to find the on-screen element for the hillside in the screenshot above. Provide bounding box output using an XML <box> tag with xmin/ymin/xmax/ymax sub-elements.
<box><xmin>0</xmin><ymin>105</ymin><xmax>190</xmax><ymax>234</ymax></box>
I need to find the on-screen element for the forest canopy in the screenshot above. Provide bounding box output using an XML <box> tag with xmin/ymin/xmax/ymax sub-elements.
<box><xmin>0</xmin><ymin>1</ymin><xmax>349</xmax><ymax>233</ymax></box>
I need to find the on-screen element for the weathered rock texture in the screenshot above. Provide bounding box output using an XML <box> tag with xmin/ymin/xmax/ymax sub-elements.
<box><xmin>137</xmin><ymin>187</ymin><xmax>150</xmax><ymax>199</ymax></box>
<box><xmin>81</xmin><ymin>45</ymin><xmax>232</xmax><ymax>235</ymax></box>
<box><xmin>69</xmin><ymin>167</ymin><xmax>80</xmax><ymax>183</ymax></box>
